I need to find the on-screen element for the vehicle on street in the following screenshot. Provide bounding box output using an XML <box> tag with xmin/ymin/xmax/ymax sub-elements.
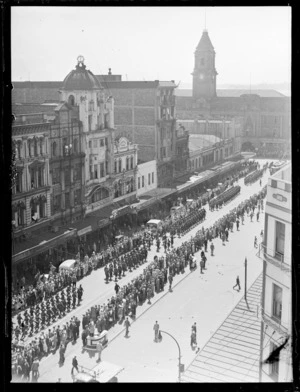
<box><xmin>146</xmin><ymin>219</ymin><xmax>163</xmax><ymax>234</ymax></box>
<box><xmin>73</xmin><ymin>361</ymin><xmax>124</xmax><ymax>383</ymax></box>
<box><xmin>58</xmin><ymin>259</ymin><xmax>77</xmax><ymax>272</ymax></box>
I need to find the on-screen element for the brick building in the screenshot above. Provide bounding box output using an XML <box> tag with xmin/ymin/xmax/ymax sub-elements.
<box><xmin>175</xmin><ymin>30</ymin><xmax>291</xmax><ymax>153</ymax></box>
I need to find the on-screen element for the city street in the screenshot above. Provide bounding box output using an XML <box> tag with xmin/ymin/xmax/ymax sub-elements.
<box><xmin>35</xmin><ymin>160</ymin><xmax>271</xmax><ymax>382</ymax></box>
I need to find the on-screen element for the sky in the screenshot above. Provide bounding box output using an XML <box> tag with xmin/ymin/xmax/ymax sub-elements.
<box><xmin>11</xmin><ymin>6</ymin><xmax>291</xmax><ymax>88</ymax></box>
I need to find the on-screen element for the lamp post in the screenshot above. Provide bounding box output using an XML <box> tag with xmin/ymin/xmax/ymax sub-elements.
<box><xmin>159</xmin><ymin>330</ymin><xmax>182</xmax><ymax>382</ymax></box>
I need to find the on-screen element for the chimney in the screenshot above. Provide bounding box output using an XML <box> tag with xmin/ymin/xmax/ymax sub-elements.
<box><xmin>108</xmin><ymin>68</ymin><xmax>112</xmax><ymax>75</ymax></box>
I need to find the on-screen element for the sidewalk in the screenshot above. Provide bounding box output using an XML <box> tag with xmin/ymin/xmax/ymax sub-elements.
<box><xmin>181</xmin><ymin>273</ymin><xmax>262</xmax><ymax>383</ymax></box>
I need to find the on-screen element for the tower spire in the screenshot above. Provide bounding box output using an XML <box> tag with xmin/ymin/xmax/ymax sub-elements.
<box><xmin>204</xmin><ymin>7</ymin><xmax>207</xmax><ymax>31</ymax></box>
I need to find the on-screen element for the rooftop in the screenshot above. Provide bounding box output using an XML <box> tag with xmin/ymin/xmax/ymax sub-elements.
<box><xmin>175</xmin><ymin>89</ymin><xmax>286</xmax><ymax>98</ymax></box>
<box><xmin>189</xmin><ymin>134</ymin><xmax>222</xmax><ymax>152</ymax></box>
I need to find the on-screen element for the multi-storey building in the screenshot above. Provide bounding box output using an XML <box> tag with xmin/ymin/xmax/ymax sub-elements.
<box><xmin>258</xmin><ymin>163</ymin><xmax>292</xmax><ymax>382</ymax></box>
<box><xmin>175</xmin><ymin>30</ymin><xmax>291</xmax><ymax>153</ymax></box>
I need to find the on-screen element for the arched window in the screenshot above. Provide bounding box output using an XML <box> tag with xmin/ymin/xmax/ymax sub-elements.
<box><xmin>130</xmin><ymin>156</ymin><xmax>134</xmax><ymax>169</ymax></box>
<box><xmin>91</xmin><ymin>187</ymin><xmax>109</xmax><ymax>203</ymax></box>
<box><xmin>118</xmin><ymin>159</ymin><xmax>122</xmax><ymax>173</ymax></box>
<box><xmin>114</xmin><ymin>160</ymin><xmax>117</xmax><ymax>173</ymax></box>
<box><xmin>130</xmin><ymin>177</ymin><xmax>134</xmax><ymax>192</ymax></box>
<box><xmin>68</xmin><ymin>95</ymin><xmax>75</xmax><ymax>106</ymax></box>
<box><xmin>52</xmin><ymin>141</ymin><xmax>57</xmax><ymax>157</ymax></box>
<box><xmin>126</xmin><ymin>157</ymin><xmax>129</xmax><ymax>171</ymax></box>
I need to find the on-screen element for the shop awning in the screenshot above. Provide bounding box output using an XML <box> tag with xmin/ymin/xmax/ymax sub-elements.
<box><xmin>12</xmin><ymin>228</ymin><xmax>77</xmax><ymax>264</ymax></box>
<box><xmin>72</xmin><ymin>204</ymin><xmax>114</xmax><ymax>235</ymax></box>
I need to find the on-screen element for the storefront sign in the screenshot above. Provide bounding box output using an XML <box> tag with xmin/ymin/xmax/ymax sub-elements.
<box><xmin>77</xmin><ymin>225</ymin><xmax>92</xmax><ymax>236</ymax></box>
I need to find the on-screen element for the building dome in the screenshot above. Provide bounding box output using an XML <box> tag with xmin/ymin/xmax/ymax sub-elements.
<box><xmin>62</xmin><ymin>56</ymin><xmax>102</xmax><ymax>90</ymax></box>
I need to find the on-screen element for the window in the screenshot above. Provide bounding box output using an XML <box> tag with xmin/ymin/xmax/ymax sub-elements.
<box><xmin>37</xmin><ymin>167</ymin><xmax>43</xmax><ymax>187</ymax></box>
<box><xmin>65</xmin><ymin>169</ymin><xmax>71</xmax><ymax>185</ymax></box>
<box><xmin>105</xmin><ymin>138</ymin><xmax>108</xmax><ymax>146</ymax></box>
<box><xmin>30</xmin><ymin>168</ymin><xmax>35</xmax><ymax>188</ymax></box>
<box><xmin>142</xmin><ymin>176</ymin><xmax>144</xmax><ymax>187</ymax></box>
<box><xmin>152</xmin><ymin>172</ymin><xmax>154</xmax><ymax>183</ymax></box>
<box><xmin>93</xmin><ymin>139</ymin><xmax>98</xmax><ymax>148</ymax></box>
<box><xmin>68</xmin><ymin>95</ymin><xmax>75</xmax><ymax>106</ymax></box>
<box><xmin>88</xmin><ymin>115</ymin><xmax>92</xmax><ymax>132</ymax></box>
<box><xmin>52</xmin><ymin>168</ymin><xmax>60</xmax><ymax>184</ymax></box>
<box><xmin>114</xmin><ymin>160</ymin><xmax>117</xmax><ymax>173</ymax></box>
<box><xmin>100</xmin><ymin>139</ymin><xmax>105</xmax><ymax>147</ymax></box>
<box><xmin>105</xmin><ymin>161</ymin><xmax>108</xmax><ymax>174</ymax></box>
<box><xmin>138</xmin><ymin>177</ymin><xmax>141</xmax><ymax>189</ymax></box>
<box><xmin>53</xmin><ymin>194</ymin><xmax>61</xmax><ymax>213</ymax></box>
<box><xmin>148</xmin><ymin>173</ymin><xmax>151</xmax><ymax>185</ymax></box>
<box><xmin>272</xmin><ymin>284</ymin><xmax>282</xmax><ymax>321</ymax></box>
<box><xmin>270</xmin><ymin>342</ymin><xmax>279</xmax><ymax>381</ymax></box>
<box><xmin>65</xmin><ymin>192</ymin><xmax>70</xmax><ymax>210</ymax></box>
<box><xmin>91</xmin><ymin>187</ymin><xmax>109</xmax><ymax>203</ymax></box>
<box><xmin>74</xmin><ymin>189</ymin><xmax>81</xmax><ymax>206</ymax></box>
<box><xmin>39</xmin><ymin>139</ymin><xmax>43</xmax><ymax>155</ymax></box>
<box><xmin>73</xmin><ymin>164</ymin><xmax>81</xmax><ymax>182</ymax></box>
<box><xmin>285</xmin><ymin>183</ymin><xmax>291</xmax><ymax>193</ymax></box>
<box><xmin>271</xmin><ymin>179</ymin><xmax>277</xmax><ymax>188</ymax></box>
<box><xmin>131</xmin><ymin>156</ymin><xmax>134</xmax><ymax>169</ymax></box>
<box><xmin>94</xmin><ymin>164</ymin><xmax>98</xmax><ymax>179</ymax></box>
<box><xmin>90</xmin><ymin>165</ymin><xmax>93</xmax><ymax>180</ymax></box>
<box><xmin>118</xmin><ymin>159</ymin><xmax>122</xmax><ymax>172</ymax></box>
<box><xmin>100</xmin><ymin>162</ymin><xmax>105</xmax><ymax>178</ymax></box>
<box><xmin>34</xmin><ymin>138</ymin><xmax>38</xmax><ymax>156</ymax></box>
<box><xmin>52</xmin><ymin>141</ymin><xmax>57</xmax><ymax>157</ymax></box>
<box><xmin>89</xmin><ymin>140</ymin><xmax>92</xmax><ymax>148</ymax></box>
<box><xmin>126</xmin><ymin>157</ymin><xmax>129</xmax><ymax>171</ymax></box>
<box><xmin>275</xmin><ymin>221</ymin><xmax>285</xmax><ymax>257</ymax></box>
<box><xmin>15</xmin><ymin>171</ymin><xmax>22</xmax><ymax>193</ymax></box>
<box><xmin>161</xmin><ymin>147</ymin><xmax>166</xmax><ymax>158</ymax></box>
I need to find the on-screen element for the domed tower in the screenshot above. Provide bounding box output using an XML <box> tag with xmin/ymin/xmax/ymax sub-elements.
<box><xmin>192</xmin><ymin>30</ymin><xmax>218</xmax><ymax>100</ymax></box>
<box><xmin>60</xmin><ymin>56</ymin><xmax>115</xmax><ymax>210</ymax></box>
<box><xmin>60</xmin><ymin>55</ymin><xmax>114</xmax><ymax>133</ymax></box>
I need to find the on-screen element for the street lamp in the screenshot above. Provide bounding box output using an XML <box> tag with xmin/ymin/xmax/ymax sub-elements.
<box><xmin>158</xmin><ymin>330</ymin><xmax>183</xmax><ymax>382</ymax></box>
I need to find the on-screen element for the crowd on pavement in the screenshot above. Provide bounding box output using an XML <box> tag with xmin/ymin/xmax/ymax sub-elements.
<box><xmin>11</xmin><ymin>159</ymin><xmax>268</xmax><ymax>382</ymax></box>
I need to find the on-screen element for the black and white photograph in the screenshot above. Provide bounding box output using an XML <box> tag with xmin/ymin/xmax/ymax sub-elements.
<box><xmin>8</xmin><ymin>5</ymin><xmax>292</xmax><ymax>383</ymax></box>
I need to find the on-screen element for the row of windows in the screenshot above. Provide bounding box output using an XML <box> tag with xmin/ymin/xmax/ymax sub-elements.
<box><xmin>114</xmin><ymin>156</ymin><xmax>134</xmax><ymax>173</ymax></box>
<box><xmin>52</xmin><ymin>138</ymin><xmax>80</xmax><ymax>157</ymax></box>
<box><xmin>52</xmin><ymin>165</ymin><xmax>82</xmax><ymax>185</ymax></box>
<box><xmin>13</xmin><ymin>139</ymin><xmax>46</xmax><ymax>160</ymax></box>
<box><xmin>138</xmin><ymin>172</ymin><xmax>155</xmax><ymax>189</ymax></box>
<box><xmin>53</xmin><ymin>189</ymin><xmax>82</xmax><ymax>213</ymax></box>
<box><xmin>90</xmin><ymin>162</ymin><xmax>106</xmax><ymax>180</ymax></box>
<box><xmin>89</xmin><ymin>138</ymin><xmax>107</xmax><ymax>149</ymax></box>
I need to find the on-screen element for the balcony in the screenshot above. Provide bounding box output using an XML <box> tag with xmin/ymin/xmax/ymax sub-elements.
<box><xmin>262</xmin><ymin>312</ymin><xmax>289</xmax><ymax>336</ymax></box>
<box><xmin>257</xmin><ymin>244</ymin><xmax>291</xmax><ymax>273</ymax></box>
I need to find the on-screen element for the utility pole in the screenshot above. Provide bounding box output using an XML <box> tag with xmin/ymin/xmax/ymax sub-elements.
<box><xmin>244</xmin><ymin>257</ymin><xmax>247</xmax><ymax>301</ymax></box>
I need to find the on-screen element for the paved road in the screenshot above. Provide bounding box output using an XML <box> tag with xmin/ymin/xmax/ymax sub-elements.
<box><xmin>33</xmin><ymin>159</ymin><xmax>271</xmax><ymax>382</ymax></box>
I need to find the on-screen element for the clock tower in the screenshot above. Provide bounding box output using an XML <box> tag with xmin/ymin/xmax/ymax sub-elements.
<box><xmin>192</xmin><ymin>29</ymin><xmax>217</xmax><ymax>100</ymax></box>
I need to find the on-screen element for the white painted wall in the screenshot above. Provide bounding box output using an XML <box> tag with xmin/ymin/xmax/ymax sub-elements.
<box><xmin>136</xmin><ymin>160</ymin><xmax>157</xmax><ymax>197</ymax></box>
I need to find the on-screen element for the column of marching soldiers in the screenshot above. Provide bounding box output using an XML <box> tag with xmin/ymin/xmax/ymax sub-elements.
<box><xmin>12</xmin><ymin>160</ymin><xmax>268</xmax><ymax>372</ymax></box>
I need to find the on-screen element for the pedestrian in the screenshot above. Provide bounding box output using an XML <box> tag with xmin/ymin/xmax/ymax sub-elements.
<box><xmin>260</xmin><ymin>229</ymin><xmax>264</xmax><ymax>239</ymax></box>
<box><xmin>250</xmin><ymin>212</ymin><xmax>253</xmax><ymax>222</ymax></box>
<box><xmin>153</xmin><ymin>321</ymin><xmax>160</xmax><ymax>342</ymax></box>
<box><xmin>168</xmin><ymin>274</ymin><xmax>173</xmax><ymax>291</ymax></box>
<box><xmin>124</xmin><ymin>317</ymin><xmax>131</xmax><ymax>338</ymax></box>
<box><xmin>96</xmin><ymin>341</ymin><xmax>103</xmax><ymax>362</ymax></box>
<box><xmin>260</xmin><ymin>179</ymin><xmax>262</xmax><ymax>186</ymax></box>
<box><xmin>236</xmin><ymin>219</ymin><xmax>239</xmax><ymax>231</ymax></box>
<box><xmin>254</xmin><ymin>236</ymin><xmax>258</xmax><ymax>248</ymax></box>
<box><xmin>114</xmin><ymin>282</ymin><xmax>120</xmax><ymax>295</ymax></box>
<box><xmin>233</xmin><ymin>276</ymin><xmax>241</xmax><ymax>292</ymax></box>
<box><xmin>256</xmin><ymin>211</ymin><xmax>260</xmax><ymax>222</ymax></box>
<box><xmin>200</xmin><ymin>259</ymin><xmax>204</xmax><ymax>274</ymax></box>
<box><xmin>71</xmin><ymin>355</ymin><xmax>79</xmax><ymax>375</ymax></box>
<box><xmin>210</xmin><ymin>242</ymin><xmax>214</xmax><ymax>256</ymax></box>
<box><xmin>31</xmin><ymin>357</ymin><xmax>39</xmax><ymax>382</ymax></box>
